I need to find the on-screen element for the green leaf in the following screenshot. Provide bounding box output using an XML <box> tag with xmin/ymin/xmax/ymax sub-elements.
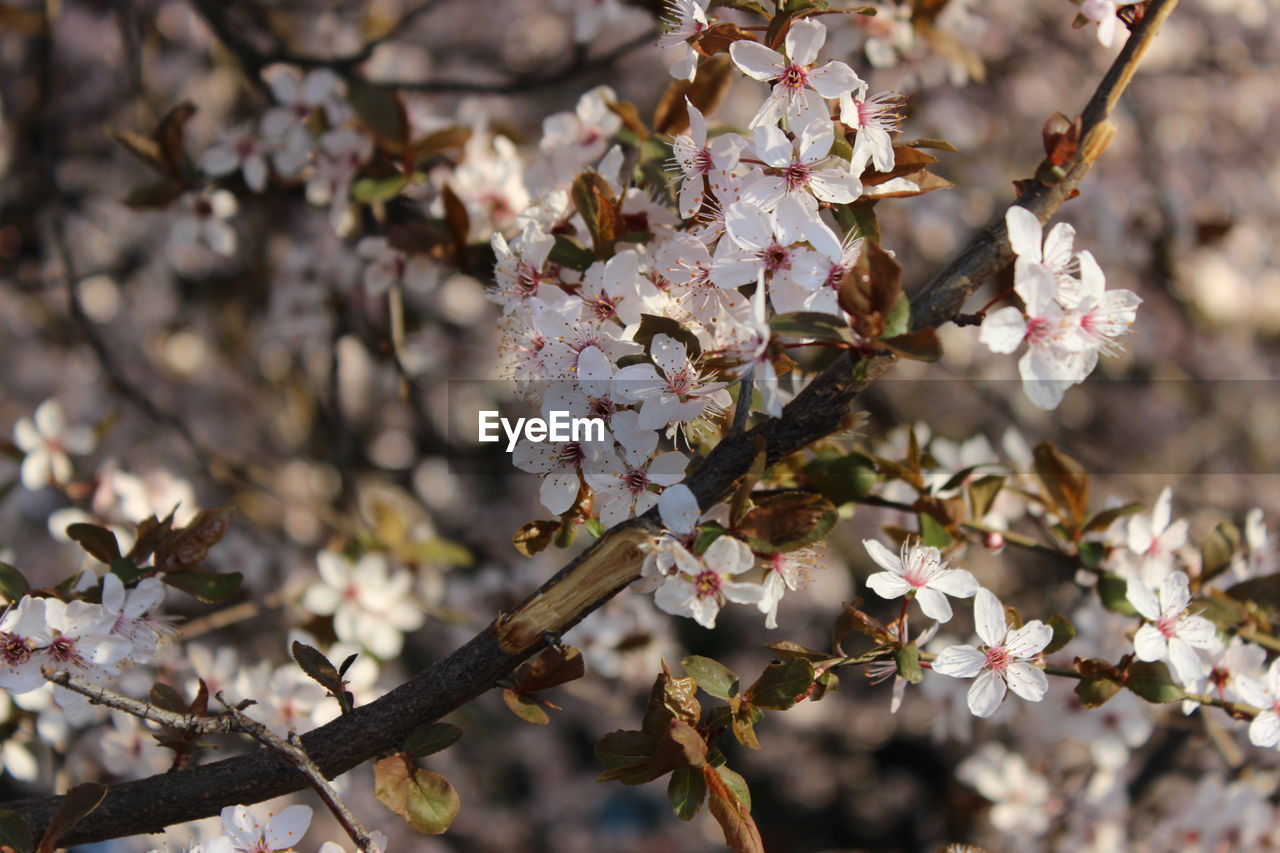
<box><xmin>0</xmin><ymin>561</ymin><xmax>29</xmax><ymax>603</ymax></box>
<box><xmin>1096</xmin><ymin>572</ymin><xmax>1138</xmax><ymax>617</ymax></box>
<box><xmin>548</xmin><ymin>234</ymin><xmax>595</xmax><ymax>272</ymax></box>
<box><xmin>502</xmin><ymin>689</ymin><xmax>550</xmax><ymax>725</ymax></box>
<box><xmin>373</xmin><ymin>756</ymin><xmax>460</xmax><ymax>835</ymax></box>
<box><xmin>715</xmin><ymin>764</ymin><xmax>752</xmax><ymax>813</ymax></box>
<box><xmin>803</xmin><ymin>453</ymin><xmax>877</xmax><ymax>506</ymax></box>
<box><xmin>682</xmin><ymin>656</ymin><xmax>739</xmax><ymax>701</ymax></box>
<box><xmin>919</xmin><ymin>513</ymin><xmax>951</xmax><ymax>549</ymax></box>
<box><xmin>744</xmin><ymin>658</ymin><xmax>815</xmax><ymax>710</ymax></box>
<box><xmin>149</xmin><ymin>682</ymin><xmax>189</xmax><ymax>715</ymax></box>
<box><xmin>596</xmin><ymin>730</ymin><xmax>659</xmax><ymax>769</ymax></box>
<box><xmin>1083</xmin><ymin>502</ymin><xmax>1145</xmax><ymax>535</ymax></box>
<box><xmin>1126</xmin><ymin>661</ymin><xmax>1185</xmax><ymax>704</ymax></box>
<box><xmin>162</xmin><ymin>570</ymin><xmax>243</xmax><ymax>603</ymax></box>
<box><xmin>349</xmin><ymin>79</ymin><xmax>407</xmax><ymax>144</ymax></box>
<box><xmin>768</xmin><ymin>311</ymin><xmax>854</xmax><ymax>344</ymax></box>
<box><xmin>404</xmin><ymin>722</ymin><xmax>463</xmax><ymax>759</ymax></box>
<box><xmin>667</xmin><ymin>767</ymin><xmax>707</xmax><ymax>821</ymax></box>
<box><xmin>109</xmin><ymin>558</ymin><xmax>144</xmax><ymax>584</ymax></box>
<box><xmin>1202</xmin><ymin>521</ymin><xmax>1242</xmax><ymax>579</ymax></box>
<box><xmin>692</xmin><ymin>524</ymin><xmax>729</xmax><ymax>555</ymax></box>
<box><xmin>880</xmin><ymin>292</ymin><xmax>910</xmax><ymax>340</ymax></box>
<box><xmin>893</xmin><ymin>644</ymin><xmax>923</xmax><ymax>684</ymax></box>
<box><xmin>967</xmin><ymin>475</ymin><xmax>1005</xmax><ymax>520</ymax></box>
<box><xmin>0</xmin><ymin>810</ymin><xmax>34</xmax><ymax>853</ymax></box>
<box><xmin>1075</xmin><ymin>675</ymin><xmax>1122</xmax><ymax>708</ymax></box>
<box><xmin>65</xmin><ymin>523</ymin><xmax>122</xmax><ymax>564</ymax></box>
<box><xmin>291</xmin><ymin>641</ymin><xmax>344</xmax><ymax>695</ymax></box>
<box><xmin>1044</xmin><ymin>615</ymin><xmax>1076</xmax><ymax>655</ymax></box>
<box><xmin>352</xmin><ymin>173</ymin><xmax>409</xmax><ymax>204</ymax></box>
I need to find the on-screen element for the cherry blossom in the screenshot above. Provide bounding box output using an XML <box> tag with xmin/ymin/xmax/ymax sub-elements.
<box><xmin>12</xmin><ymin>399</ymin><xmax>95</xmax><ymax>490</ymax></box>
<box><xmin>862</xmin><ymin>538</ymin><xmax>978</xmax><ymax>623</ymax></box>
<box><xmin>654</xmin><ymin>535</ymin><xmax>764</xmax><ymax>628</ymax></box>
<box><xmin>932</xmin><ymin>587</ymin><xmax>1053</xmax><ymax>717</ymax></box>
<box><xmin>171</xmin><ymin>189</ymin><xmax>239</xmax><ymax>257</ymax></box>
<box><xmin>837</xmin><ymin>89</ymin><xmax>903</xmax><ymax>174</ymax></box>
<box><xmin>1063</xmin><ymin>250</ymin><xmax>1141</xmax><ymax>363</ymax></box>
<box><xmin>714</xmin><ymin>197</ymin><xmax>825</xmax><ymax>290</ymax></box>
<box><xmin>1236</xmin><ymin>658</ymin><xmax>1280</xmax><ymax>748</ymax></box>
<box><xmin>659</xmin><ymin>0</ymin><xmax>712</xmax><ymax>81</ymax></box>
<box><xmin>220</xmin><ymin>804</ymin><xmax>313</xmax><ymax>852</ymax></box>
<box><xmin>0</xmin><ymin>597</ymin><xmax>52</xmax><ymax>693</ymax></box>
<box><xmin>743</xmin><ymin>119</ymin><xmax>862</xmax><ymax>210</ymax></box>
<box><xmin>356</xmin><ymin>237</ymin><xmax>439</xmax><ymax>298</ymax></box>
<box><xmin>1126</xmin><ymin>571</ymin><xmax>1218</xmax><ymax>685</ymax></box>
<box><xmin>614</xmin><ymin>333</ymin><xmax>731</xmax><ymax>433</ymax></box>
<box><xmin>729</xmin><ymin>20</ymin><xmax>865</xmax><ymax>130</ymax></box>
<box><xmin>978</xmin><ymin>258</ymin><xmax>1084</xmax><ymax>410</ymax></box>
<box><xmin>1004</xmin><ymin>205</ymin><xmax>1080</xmax><ymax>291</ymax></box>
<box><xmin>302</xmin><ymin>552</ymin><xmax>424</xmax><ymax>659</ymax></box>
<box><xmin>585</xmin><ymin>449</ymin><xmax>688</xmax><ymax>529</ymax></box>
<box><xmin>670</xmin><ymin>101</ymin><xmax>744</xmax><ymax>219</ymax></box>
<box><xmin>201</xmin><ymin>123</ymin><xmax>271</xmax><ymax>192</ymax></box>
<box><xmin>1080</xmin><ymin>0</ymin><xmax>1143</xmax><ymax>47</ymax></box>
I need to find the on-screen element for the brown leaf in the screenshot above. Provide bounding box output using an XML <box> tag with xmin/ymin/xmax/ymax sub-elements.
<box><xmin>155</xmin><ymin>507</ymin><xmax>235</xmax><ymax>573</ymax></box>
<box><xmin>515</xmin><ymin>645</ymin><xmax>586</xmax><ymax>693</ymax></box>
<box><xmin>654</xmin><ymin>54</ymin><xmax>733</xmax><ymax>135</ymax></box>
<box><xmin>1043</xmin><ymin>113</ymin><xmax>1082</xmax><ymax>166</ymax></box>
<box><xmin>839</xmin><ymin>240</ymin><xmax>902</xmax><ymax>339</ymax></box>
<box><xmin>154</xmin><ymin>101</ymin><xmax>197</xmax><ymax>178</ymax></box>
<box><xmin>513</xmin><ymin>520</ymin><xmax>561</xmax><ymax>556</ymax></box>
<box><xmin>1032</xmin><ymin>441</ymin><xmax>1090</xmax><ymax>532</ymax></box>
<box><xmin>860</xmin><ymin>146</ymin><xmax>937</xmax><ymax>186</ymax></box>
<box><xmin>703</xmin><ymin>765</ymin><xmax>765</xmax><ymax>853</ymax></box>
<box><xmin>606</xmin><ymin>100</ymin><xmax>649</xmax><ymax>139</ymax></box>
<box><xmin>737</xmin><ymin>491</ymin><xmax>837</xmax><ymax>554</ymax></box>
<box><xmin>373</xmin><ymin>755</ymin><xmax>461</xmax><ymax>834</ymax></box>
<box><xmin>693</xmin><ymin>22</ymin><xmax>758</xmax><ymax>56</ymax></box>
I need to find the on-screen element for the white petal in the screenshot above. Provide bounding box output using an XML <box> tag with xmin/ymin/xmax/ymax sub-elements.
<box><xmin>1124</xmin><ymin>577</ymin><xmax>1162</xmax><ymax>621</ymax></box>
<box><xmin>973</xmin><ymin>588</ymin><xmax>1007</xmax><ymax>648</ymax></box>
<box><xmin>914</xmin><ymin>587</ymin><xmax>953</xmax><ymax>623</ymax></box>
<box><xmin>1249</xmin><ymin>711</ymin><xmax>1280</xmax><ymax>748</ymax></box>
<box><xmin>1132</xmin><ymin>623</ymin><xmax>1167</xmax><ymax>662</ymax></box>
<box><xmin>1004</xmin><ymin>662</ymin><xmax>1048</xmax><ymax>702</ymax></box>
<box><xmin>729</xmin><ymin>40</ymin><xmax>785</xmax><ymax>82</ymax></box>
<box><xmin>540</xmin><ymin>469</ymin><xmax>581</xmax><ymax>515</ymax></box>
<box><xmin>932</xmin><ymin>644</ymin><xmax>986</xmax><ymax>679</ymax></box>
<box><xmin>266</xmin><ymin>805</ymin><xmax>314</xmax><ymax>849</ymax></box>
<box><xmin>967</xmin><ymin>669</ymin><xmax>1007</xmax><ymax>718</ymax></box>
<box><xmin>784</xmin><ymin>20</ymin><xmax>826</xmax><ymax>67</ymax></box>
<box><xmin>861</xmin><ymin>539</ymin><xmax>902</xmax><ymax>574</ymax></box>
<box><xmin>658</xmin><ymin>484</ymin><xmax>700</xmax><ymax>535</ymax></box>
<box><xmin>928</xmin><ymin>568</ymin><xmax>978</xmax><ymax>598</ymax></box>
<box><xmin>809</xmin><ymin>61</ymin><xmax>861</xmax><ymax>99</ymax></box>
<box><xmin>978</xmin><ymin>307</ymin><xmax>1028</xmax><ymax>354</ymax></box>
<box><xmin>1004</xmin><ymin>206</ymin><xmax>1044</xmax><ymax>263</ymax></box>
<box><xmin>865</xmin><ymin>571</ymin><xmax>911</xmax><ymax>600</ymax></box>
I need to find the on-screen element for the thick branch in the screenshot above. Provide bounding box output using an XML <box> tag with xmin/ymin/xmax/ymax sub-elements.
<box><xmin>3</xmin><ymin>0</ymin><xmax>1177</xmax><ymax>843</ymax></box>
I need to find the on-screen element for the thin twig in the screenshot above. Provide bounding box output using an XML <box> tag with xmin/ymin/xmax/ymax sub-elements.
<box><xmin>42</xmin><ymin>668</ymin><xmax>236</xmax><ymax>734</ymax></box>
<box><xmin>216</xmin><ymin>693</ymin><xmax>379</xmax><ymax>853</ymax></box>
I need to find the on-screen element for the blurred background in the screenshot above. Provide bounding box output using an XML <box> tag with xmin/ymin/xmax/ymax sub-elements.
<box><xmin>1</xmin><ymin>0</ymin><xmax>1279</xmax><ymax>850</ymax></box>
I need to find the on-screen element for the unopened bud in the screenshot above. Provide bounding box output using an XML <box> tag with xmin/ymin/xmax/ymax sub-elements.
<box><xmin>984</xmin><ymin>531</ymin><xmax>1006</xmax><ymax>553</ymax></box>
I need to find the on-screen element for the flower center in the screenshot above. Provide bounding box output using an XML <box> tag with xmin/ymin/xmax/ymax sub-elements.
<box><xmin>558</xmin><ymin>442</ymin><xmax>587</xmax><ymax>467</ymax></box>
<box><xmin>694</xmin><ymin>148</ymin><xmax>714</xmax><ymax>175</ymax></box>
<box><xmin>1155</xmin><ymin>614</ymin><xmax>1178</xmax><ymax>638</ymax></box>
<box><xmin>1025</xmin><ymin>315</ymin><xmax>1051</xmax><ymax>344</ymax></box>
<box><xmin>624</xmin><ymin>468</ymin><xmax>649</xmax><ymax>494</ymax></box>
<box><xmin>48</xmin><ymin>634</ymin><xmax>81</xmax><ymax>665</ymax></box>
<box><xmin>694</xmin><ymin>570</ymin><xmax>722</xmax><ymax>597</ymax></box>
<box><xmin>783</xmin><ymin>162</ymin><xmax>811</xmax><ymax>191</ymax></box>
<box><xmin>778</xmin><ymin>64</ymin><xmax>809</xmax><ymax>92</ymax></box>
<box><xmin>0</xmin><ymin>633</ymin><xmax>32</xmax><ymax>666</ymax></box>
<box><xmin>762</xmin><ymin>244</ymin><xmax>791</xmax><ymax>273</ymax></box>
<box><xmin>983</xmin><ymin>644</ymin><xmax>1011</xmax><ymax>672</ymax></box>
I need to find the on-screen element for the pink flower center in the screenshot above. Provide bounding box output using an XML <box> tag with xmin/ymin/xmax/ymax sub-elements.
<box><xmin>1025</xmin><ymin>315</ymin><xmax>1051</xmax><ymax>344</ymax></box>
<box><xmin>783</xmin><ymin>162</ymin><xmax>811</xmax><ymax>191</ymax></box>
<box><xmin>1155</xmin><ymin>614</ymin><xmax>1178</xmax><ymax>638</ymax></box>
<box><xmin>695</xmin><ymin>148</ymin><xmax>715</xmax><ymax>175</ymax></box>
<box><xmin>624</xmin><ymin>468</ymin><xmax>649</xmax><ymax>495</ymax></box>
<box><xmin>590</xmin><ymin>293</ymin><xmax>620</xmax><ymax>322</ymax></box>
<box><xmin>557</xmin><ymin>442</ymin><xmax>587</xmax><ymax>467</ymax></box>
<box><xmin>694</xmin><ymin>570</ymin><xmax>722</xmax><ymax>598</ymax></box>
<box><xmin>761</xmin><ymin>244</ymin><xmax>791</xmax><ymax>273</ymax></box>
<box><xmin>0</xmin><ymin>633</ymin><xmax>32</xmax><ymax>666</ymax></box>
<box><xmin>983</xmin><ymin>644</ymin><xmax>1011</xmax><ymax>672</ymax></box>
<box><xmin>778</xmin><ymin>64</ymin><xmax>809</xmax><ymax>92</ymax></box>
<box><xmin>823</xmin><ymin>263</ymin><xmax>847</xmax><ymax>291</ymax></box>
<box><xmin>48</xmin><ymin>634</ymin><xmax>82</xmax><ymax>665</ymax></box>
<box><xmin>666</xmin><ymin>366</ymin><xmax>696</xmax><ymax>400</ymax></box>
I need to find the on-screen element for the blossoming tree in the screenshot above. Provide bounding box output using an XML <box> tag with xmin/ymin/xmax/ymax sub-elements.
<box><xmin>2</xmin><ymin>0</ymin><xmax>1277</xmax><ymax>850</ymax></box>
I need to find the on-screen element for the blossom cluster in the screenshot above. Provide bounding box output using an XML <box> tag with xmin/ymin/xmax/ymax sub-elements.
<box><xmin>979</xmin><ymin>206</ymin><xmax>1142</xmax><ymax>409</ymax></box>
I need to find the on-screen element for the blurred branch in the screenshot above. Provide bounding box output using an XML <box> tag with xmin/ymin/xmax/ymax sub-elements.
<box><xmin>191</xmin><ymin>0</ymin><xmax>657</xmax><ymax>96</ymax></box>
<box><xmin>4</xmin><ymin>0</ymin><xmax>1179</xmax><ymax>843</ymax></box>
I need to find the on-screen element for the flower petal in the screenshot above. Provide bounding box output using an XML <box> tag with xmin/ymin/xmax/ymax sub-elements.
<box><xmin>967</xmin><ymin>669</ymin><xmax>1007</xmax><ymax>718</ymax></box>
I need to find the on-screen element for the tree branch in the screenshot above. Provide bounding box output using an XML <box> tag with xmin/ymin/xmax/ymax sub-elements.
<box><xmin>218</xmin><ymin>693</ymin><xmax>380</xmax><ymax>853</ymax></box>
<box><xmin>3</xmin><ymin>0</ymin><xmax>1178</xmax><ymax>843</ymax></box>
